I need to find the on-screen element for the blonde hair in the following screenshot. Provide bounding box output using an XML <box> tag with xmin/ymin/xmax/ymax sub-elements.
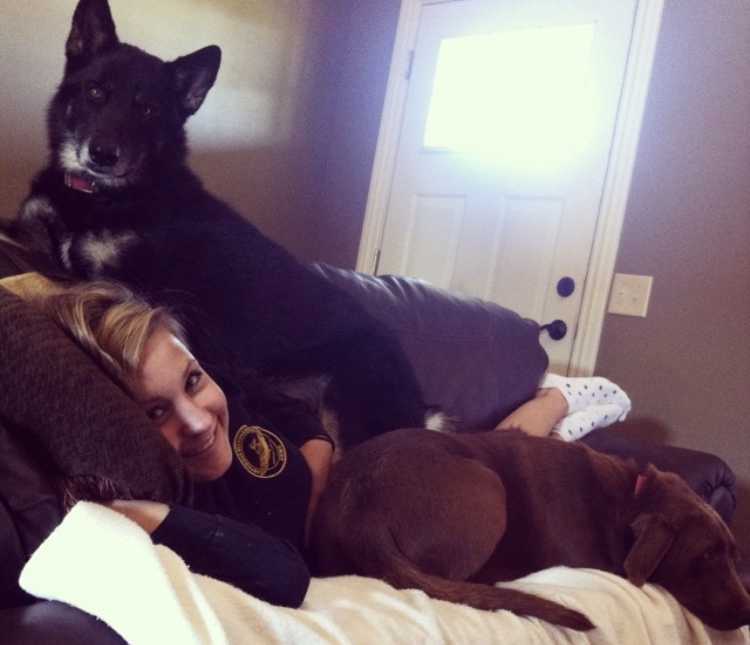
<box><xmin>32</xmin><ymin>280</ymin><xmax>185</xmax><ymax>389</ymax></box>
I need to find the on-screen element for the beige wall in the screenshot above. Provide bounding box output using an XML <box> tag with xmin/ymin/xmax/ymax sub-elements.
<box><xmin>310</xmin><ymin>0</ymin><xmax>402</xmax><ymax>267</ymax></box>
<box><xmin>0</xmin><ymin>0</ymin><xmax>330</xmax><ymax>259</ymax></box>
<box><xmin>310</xmin><ymin>1</ymin><xmax>750</xmax><ymax>545</ymax></box>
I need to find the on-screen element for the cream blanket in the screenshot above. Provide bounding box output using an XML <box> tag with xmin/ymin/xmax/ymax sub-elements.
<box><xmin>20</xmin><ymin>503</ymin><xmax>750</xmax><ymax>645</ymax></box>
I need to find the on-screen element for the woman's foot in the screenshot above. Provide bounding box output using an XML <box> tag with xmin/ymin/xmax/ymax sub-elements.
<box><xmin>540</xmin><ymin>374</ymin><xmax>631</xmax><ymax>414</ymax></box>
<box><xmin>495</xmin><ymin>387</ymin><xmax>568</xmax><ymax>437</ymax></box>
<box><xmin>496</xmin><ymin>374</ymin><xmax>632</xmax><ymax>441</ymax></box>
<box><xmin>540</xmin><ymin>374</ymin><xmax>632</xmax><ymax>441</ymax></box>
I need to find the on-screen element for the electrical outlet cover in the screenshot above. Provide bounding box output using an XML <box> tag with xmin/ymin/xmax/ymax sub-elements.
<box><xmin>608</xmin><ymin>273</ymin><xmax>653</xmax><ymax>317</ymax></box>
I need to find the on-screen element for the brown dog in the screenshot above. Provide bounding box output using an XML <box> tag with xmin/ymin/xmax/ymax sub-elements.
<box><xmin>310</xmin><ymin>428</ymin><xmax>750</xmax><ymax>631</ymax></box>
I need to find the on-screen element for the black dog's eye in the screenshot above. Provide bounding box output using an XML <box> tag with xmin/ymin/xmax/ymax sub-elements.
<box><xmin>86</xmin><ymin>84</ymin><xmax>106</xmax><ymax>104</ymax></box>
<box><xmin>141</xmin><ymin>103</ymin><xmax>158</xmax><ymax>119</ymax></box>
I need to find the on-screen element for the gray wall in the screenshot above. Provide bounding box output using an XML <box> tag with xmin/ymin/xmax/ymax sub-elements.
<box><xmin>596</xmin><ymin>0</ymin><xmax>750</xmax><ymax>547</ymax></box>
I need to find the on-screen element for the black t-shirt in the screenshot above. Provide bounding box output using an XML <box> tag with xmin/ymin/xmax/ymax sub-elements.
<box><xmin>189</xmin><ymin>396</ymin><xmax>312</xmax><ymax>549</ymax></box>
<box><xmin>150</xmin><ymin>395</ymin><xmax>314</xmax><ymax>606</ymax></box>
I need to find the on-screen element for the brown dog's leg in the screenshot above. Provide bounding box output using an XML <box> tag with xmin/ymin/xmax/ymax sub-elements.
<box><xmin>313</xmin><ymin>449</ymin><xmax>508</xmax><ymax>580</ymax></box>
<box><xmin>370</xmin><ymin>454</ymin><xmax>592</xmax><ymax>629</ymax></box>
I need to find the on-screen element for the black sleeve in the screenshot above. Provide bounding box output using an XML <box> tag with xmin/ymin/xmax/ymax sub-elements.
<box><xmin>151</xmin><ymin>504</ymin><xmax>310</xmax><ymax>608</ymax></box>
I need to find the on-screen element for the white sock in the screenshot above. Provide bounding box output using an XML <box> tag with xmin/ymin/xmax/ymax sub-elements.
<box><xmin>540</xmin><ymin>374</ymin><xmax>632</xmax><ymax>442</ymax></box>
<box><xmin>552</xmin><ymin>404</ymin><xmax>625</xmax><ymax>442</ymax></box>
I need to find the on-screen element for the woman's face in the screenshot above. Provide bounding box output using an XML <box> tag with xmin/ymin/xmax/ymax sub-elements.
<box><xmin>132</xmin><ymin>325</ymin><xmax>232</xmax><ymax>481</ymax></box>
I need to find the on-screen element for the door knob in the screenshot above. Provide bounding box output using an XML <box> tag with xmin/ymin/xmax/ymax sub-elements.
<box><xmin>557</xmin><ymin>276</ymin><xmax>575</xmax><ymax>298</ymax></box>
<box><xmin>540</xmin><ymin>319</ymin><xmax>568</xmax><ymax>341</ymax></box>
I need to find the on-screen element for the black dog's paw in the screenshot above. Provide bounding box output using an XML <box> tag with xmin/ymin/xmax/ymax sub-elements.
<box><xmin>13</xmin><ymin>195</ymin><xmax>64</xmax><ymax>261</ymax></box>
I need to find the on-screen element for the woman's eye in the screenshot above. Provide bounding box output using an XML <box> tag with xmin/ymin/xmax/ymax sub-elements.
<box><xmin>186</xmin><ymin>370</ymin><xmax>203</xmax><ymax>392</ymax></box>
<box><xmin>146</xmin><ymin>405</ymin><xmax>167</xmax><ymax>422</ymax></box>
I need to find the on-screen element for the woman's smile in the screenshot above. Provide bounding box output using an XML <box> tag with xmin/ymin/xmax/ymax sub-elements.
<box><xmin>183</xmin><ymin>428</ymin><xmax>217</xmax><ymax>460</ymax></box>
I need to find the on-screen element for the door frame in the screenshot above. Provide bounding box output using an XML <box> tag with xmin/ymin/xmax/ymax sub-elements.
<box><xmin>356</xmin><ymin>0</ymin><xmax>664</xmax><ymax>376</ymax></box>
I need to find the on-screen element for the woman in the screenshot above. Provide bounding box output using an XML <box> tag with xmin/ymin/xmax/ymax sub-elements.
<box><xmin>13</xmin><ymin>275</ymin><xmax>328</xmax><ymax>608</ymax></box>
<box><xmin>3</xmin><ymin>274</ymin><xmax>631</xmax><ymax>604</ymax></box>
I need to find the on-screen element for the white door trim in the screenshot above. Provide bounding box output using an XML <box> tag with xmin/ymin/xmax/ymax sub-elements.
<box><xmin>357</xmin><ymin>0</ymin><xmax>664</xmax><ymax>376</ymax></box>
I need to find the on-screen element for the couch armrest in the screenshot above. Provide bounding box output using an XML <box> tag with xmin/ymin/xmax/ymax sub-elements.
<box><xmin>0</xmin><ymin>601</ymin><xmax>125</xmax><ymax>645</ymax></box>
<box><xmin>311</xmin><ymin>263</ymin><xmax>549</xmax><ymax>429</ymax></box>
<box><xmin>581</xmin><ymin>426</ymin><xmax>737</xmax><ymax>523</ymax></box>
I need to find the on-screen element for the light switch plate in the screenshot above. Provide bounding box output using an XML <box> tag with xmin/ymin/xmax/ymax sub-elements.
<box><xmin>608</xmin><ymin>273</ymin><xmax>653</xmax><ymax>317</ymax></box>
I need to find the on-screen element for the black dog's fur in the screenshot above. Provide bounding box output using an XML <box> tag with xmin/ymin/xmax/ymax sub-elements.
<box><xmin>10</xmin><ymin>0</ymin><xmax>429</xmax><ymax>448</ymax></box>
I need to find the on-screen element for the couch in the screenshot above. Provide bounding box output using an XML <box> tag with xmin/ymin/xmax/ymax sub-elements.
<box><xmin>0</xmin><ymin>237</ymin><xmax>741</xmax><ymax>644</ymax></box>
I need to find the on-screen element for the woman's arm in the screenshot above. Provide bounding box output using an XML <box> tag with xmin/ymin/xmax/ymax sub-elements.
<box><xmin>107</xmin><ymin>501</ymin><xmax>310</xmax><ymax>608</ymax></box>
<box><xmin>299</xmin><ymin>438</ymin><xmax>334</xmax><ymax>544</ymax></box>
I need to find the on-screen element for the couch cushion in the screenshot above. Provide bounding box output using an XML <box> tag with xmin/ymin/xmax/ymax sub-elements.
<box><xmin>0</xmin><ymin>423</ymin><xmax>62</xmax><ymax>608</ymax></box>
<box><xmin>0</xmin><ymin>600</ymin><xmax>126</xmax><ymax>644</ymax></box>
<box><xmin>311</xmin><ymin>264</ymin><xmax>549</xmax><ymax>430</ymax></box>
<box><xmin>0</xmin><ymin>237</ymin><xmax>35</xmax><ymax>279</ymax></box>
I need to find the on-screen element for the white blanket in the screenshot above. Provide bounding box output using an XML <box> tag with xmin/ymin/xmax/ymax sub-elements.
<box><xmin>20</xmin><ymin>503</ymin><xmax>750</xmax><ymax>645</ymax></box>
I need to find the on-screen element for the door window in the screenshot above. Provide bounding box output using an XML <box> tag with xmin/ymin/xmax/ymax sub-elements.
<box><xmin>424</xmin><ymin>24</ymin><xmax>596</xmax><ymax>169</ymax></box>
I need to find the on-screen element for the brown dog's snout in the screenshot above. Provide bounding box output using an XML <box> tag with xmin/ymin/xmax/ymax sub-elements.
<box><xmin>691</xmin><ymin>568</ymin><xmax>750</xmax><ymax>630</ymax></box>
<box><xmin>709</xmin><ymin>607</ymin><xmax>750</xmax><ymax>631</ymax></box>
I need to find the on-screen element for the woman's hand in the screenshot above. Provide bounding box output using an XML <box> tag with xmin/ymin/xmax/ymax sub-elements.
<box><xmin>299</xmin><ymin>438</ymin><xmax>334</xmax><ymax>544</ymax></box>
<box><xmin>106</xmin><ymin>500</ymin><xmax>170</xmax><ymax>535</ymax></box>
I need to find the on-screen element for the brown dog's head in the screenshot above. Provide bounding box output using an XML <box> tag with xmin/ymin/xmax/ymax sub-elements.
<box><xmin>623</xmin><ymin>465</ymin><xmax>750</xmax><ymax>631</ymax></box>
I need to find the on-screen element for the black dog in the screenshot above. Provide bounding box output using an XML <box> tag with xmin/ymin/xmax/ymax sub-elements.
<box><xmin>10</xmin><ymin>0</ymin><xmax>434</xmax><ymax>448</ymax></box>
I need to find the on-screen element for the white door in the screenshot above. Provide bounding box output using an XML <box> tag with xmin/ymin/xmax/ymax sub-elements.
<box><xmin>375</xmin><ymin>0</ymin><xmax>638</xmax><ymax>372</ymax></box>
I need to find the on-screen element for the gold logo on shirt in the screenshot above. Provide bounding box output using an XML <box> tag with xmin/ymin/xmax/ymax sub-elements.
<box><xmin>233</xmin><ymin>425</ymin><xmax>287</xmax><ymax>479</ymax></box>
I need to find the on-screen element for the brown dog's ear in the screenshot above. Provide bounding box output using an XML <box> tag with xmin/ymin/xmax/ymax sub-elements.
<box><xmin>624</xmin><ymin>513</ymin><xmax>675</xmax><ymax>586</ymax></box>
<box><xmin>65</xmin><ymin>0</ymin><xmax>119</xmax><ymax>71</ymax></box>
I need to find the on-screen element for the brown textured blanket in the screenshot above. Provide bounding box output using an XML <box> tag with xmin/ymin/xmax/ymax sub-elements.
<box><xmin>0</xmin><ymin>238</ymin><xmax>186</xmax><ymax>606</ymax></box>
<box><xmin>0</xmin><ymin>246</ymin><xmax>186</xmax><ymax>503</ymax></box>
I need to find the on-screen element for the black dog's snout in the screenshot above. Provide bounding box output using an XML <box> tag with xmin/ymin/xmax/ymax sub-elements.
<box><xmin>89</xmin><ymin>138</ymin><xmax>121</xmax><ymax>168</ymax></box>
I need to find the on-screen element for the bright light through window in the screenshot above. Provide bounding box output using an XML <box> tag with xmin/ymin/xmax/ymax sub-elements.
<box><xmin>423</xmin><ymin>24</ymin><xmax>596</xmax><ymax>169</ymax></box>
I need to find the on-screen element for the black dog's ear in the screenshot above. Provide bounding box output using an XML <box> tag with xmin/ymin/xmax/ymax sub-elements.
<box><xmin>65</xmin><ymin>0</ymin><xmax>119</xmax><ymax>72</ymax></box>
<box><xmin>169</xmin><ymin>46</ymin><xmax>222</xmax><ymax>117</ymax></box>
<box><xmin>623</xmin><ymin>513</ymin><xmax>675</xmax><ymax>587</ymax></box>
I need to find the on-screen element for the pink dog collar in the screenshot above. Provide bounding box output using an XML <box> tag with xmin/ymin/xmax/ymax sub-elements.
<box><xmin>634</xmin><ymin>474</ymin><xmax>648</xmax><ymax>497</ymax></box>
